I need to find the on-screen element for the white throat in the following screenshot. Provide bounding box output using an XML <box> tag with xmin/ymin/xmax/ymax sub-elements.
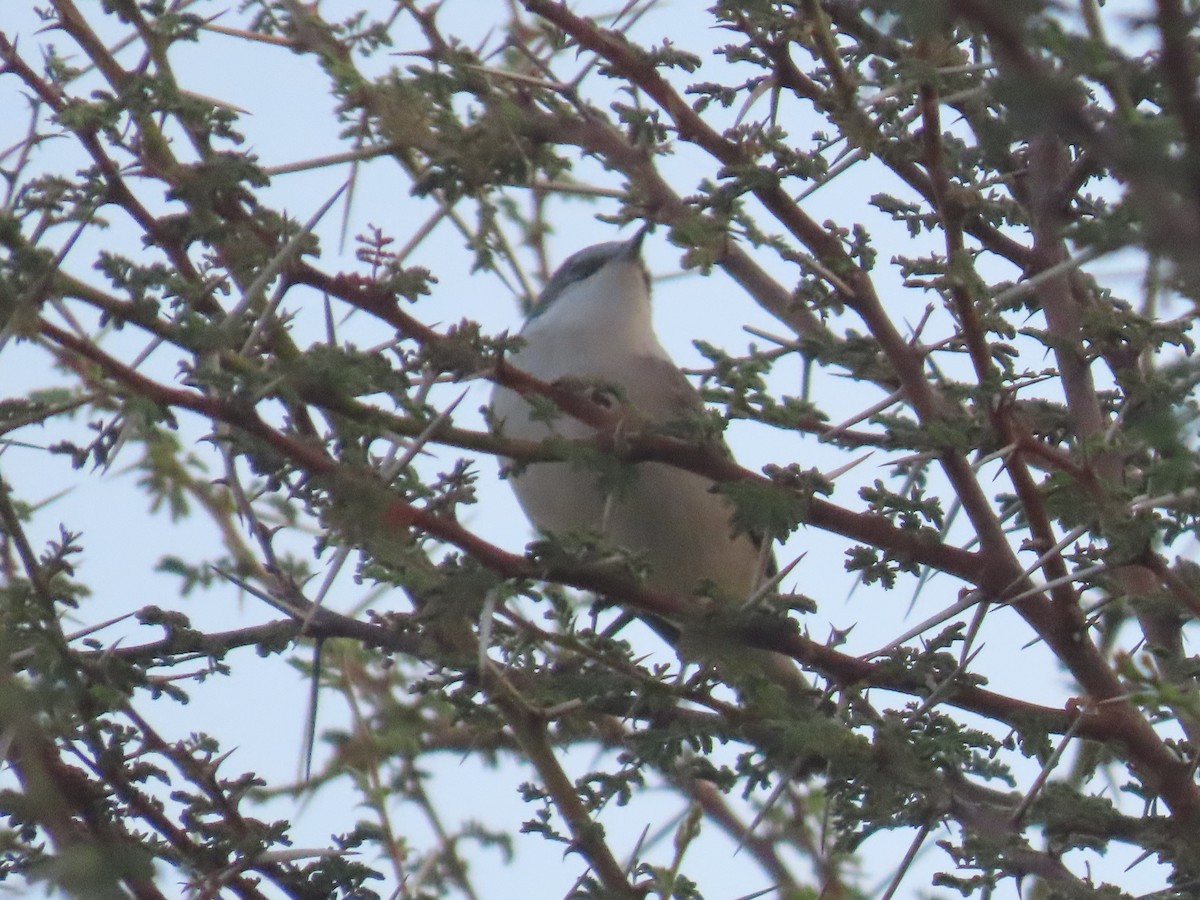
<box><xmin>522</xmin><ymin>259</ymin><xmax>664</xmax><ymax>362</ymax></box>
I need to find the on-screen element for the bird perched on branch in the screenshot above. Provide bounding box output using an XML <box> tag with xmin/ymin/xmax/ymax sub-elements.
<box><xmin>490</xmin><ymin>226</ymin><xmax>804</xmax><ymax>698</ymax></box>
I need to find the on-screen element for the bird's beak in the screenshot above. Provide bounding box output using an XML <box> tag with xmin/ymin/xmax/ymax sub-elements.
<box><xmin>619</xmin><ymin>223</ymin><xmax>650</xmax><ymax>260</ymax></box>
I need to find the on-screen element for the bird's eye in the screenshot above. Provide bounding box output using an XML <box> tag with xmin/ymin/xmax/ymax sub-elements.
<box><xmin>565</xmin><ymin>256</ymin><xmax>606</xmax><ymax>284</ymax></box>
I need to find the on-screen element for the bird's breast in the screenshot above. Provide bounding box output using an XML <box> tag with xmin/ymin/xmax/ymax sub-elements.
<box><xmin>490</xmin><ymin>348</ymin><xmax>760</xmax><ymax>599</ymax></box>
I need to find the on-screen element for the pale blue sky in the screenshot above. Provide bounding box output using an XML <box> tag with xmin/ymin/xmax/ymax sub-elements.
<box><xmin>0</xmin><ymin>2</ymin><xmax>1172</xmax><ymax>898</ymax></box>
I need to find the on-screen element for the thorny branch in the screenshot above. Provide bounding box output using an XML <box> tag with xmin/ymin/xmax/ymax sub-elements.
<box><xmin>4</xmin><ymin>1</ymin><xmax>1200</xmax><ymax>896</ymax></box>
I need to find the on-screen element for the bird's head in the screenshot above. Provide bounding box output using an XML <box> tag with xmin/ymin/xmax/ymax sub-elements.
<box><xmin>527</xmin><ymin>226</ymin><xmax>651</xmax><ymax>327</ymax></box>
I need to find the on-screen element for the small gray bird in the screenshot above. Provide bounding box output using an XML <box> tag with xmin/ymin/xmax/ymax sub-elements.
<box><xmin>490</xmin><ymin>227</ymin><xmax>803</xmax><ymax>696</ymax></box>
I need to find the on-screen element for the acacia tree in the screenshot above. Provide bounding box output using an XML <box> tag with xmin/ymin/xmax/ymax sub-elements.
<box><xmin>3</xmin><ymin>0</ymin><xmax>1200</xmax><ymax>897</ymax></box>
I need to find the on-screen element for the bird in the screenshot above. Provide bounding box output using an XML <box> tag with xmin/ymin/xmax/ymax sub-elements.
<box><xmin>489</xmin><ymin>226</ymin><xmax>804</xmax><ymax>698</ymax></box>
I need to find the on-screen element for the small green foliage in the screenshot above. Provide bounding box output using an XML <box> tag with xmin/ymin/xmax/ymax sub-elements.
<box><xmin>281</xmin><ymin>342</ymin><xmax>406</xmax><ymax>400</ymax></box>
<box><xmin>845</xmin><ymin>544</ymin><xmax>908</xmax><ymax>589</ymax></box>
<box><xmin>645</xmin><ymin>41</ymin><xmax>702</xmax><ymax>73</ymax></box>
<box><xmin>417</xmin><ymin>319</ymin><xmax>495</xmax><ymax>378</ymax></box>
<box><xmin>526</xmin><ymin>528</ymin><xmax>649</xmax><ymax>586</ymax></box>
<box><xmin>7</xmin><ymin>1</ymin><xmax>1200</xmax><ymax>896</ymax></box>
<box><xmin>355</xmin><ymin>226</ymin><xmax>437</xmax><ymax>301</ymax></box>
<box><xmin>717</xmin><ymin>470</ymin><xmax>824</xmax><ymax>540</ymax></box>
<box><xmin>860</xmin><ymin>480</ymin><xmax>945</xmax><ymax>532</ymax></box>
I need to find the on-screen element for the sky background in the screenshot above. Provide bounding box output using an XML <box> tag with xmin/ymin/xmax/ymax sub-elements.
<box><xmin>0</xmin><ymin>1</ymin><xmax>1176</xmax><ymax>898</ymax></box>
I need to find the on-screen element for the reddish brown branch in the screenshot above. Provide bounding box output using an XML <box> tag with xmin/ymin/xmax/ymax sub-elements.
<box><xmin>520</xmin><ymin>0</ymin><xmax>859</xmax><ymax>300</ymax></box>
<box><xmin>1155</xmin><ymin>0</ymin><xmax>1200</xmax><ymax>205</ymax></box>
<box><xmin>0</xmin><ymin>32</ymin><xmax>211</xmax><ymax>301</ymax></box>
<box><xmin>30</xmin><ymin>318</ymin><xmax>1132</xmax><ymax>747</ymax></box>
<box><xmin>918</xmin><ymin>70</ymin><xmax>995</xmax><ymax>387</ymax></box>
<box><xmin>515</xmin><ymin>0</ymin><xmax>1200</xmax><ymax>829</ymax></box>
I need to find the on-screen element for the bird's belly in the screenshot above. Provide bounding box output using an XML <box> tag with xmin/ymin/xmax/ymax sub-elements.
<box><xmin>511</xmin><ymin>460</ymin><xmax>760</xmax><ymax>601</ymax></box>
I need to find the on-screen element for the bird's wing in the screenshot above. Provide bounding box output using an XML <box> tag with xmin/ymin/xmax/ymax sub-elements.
<box><xmin>614</xmin><ymin>353</ymin><xmax>706</xmax><ymax>423</ymax></box>
<box><xmin>618</xmin><ymin>355</ymin><xmax>778</xmax><ymax>570</ymax></box>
